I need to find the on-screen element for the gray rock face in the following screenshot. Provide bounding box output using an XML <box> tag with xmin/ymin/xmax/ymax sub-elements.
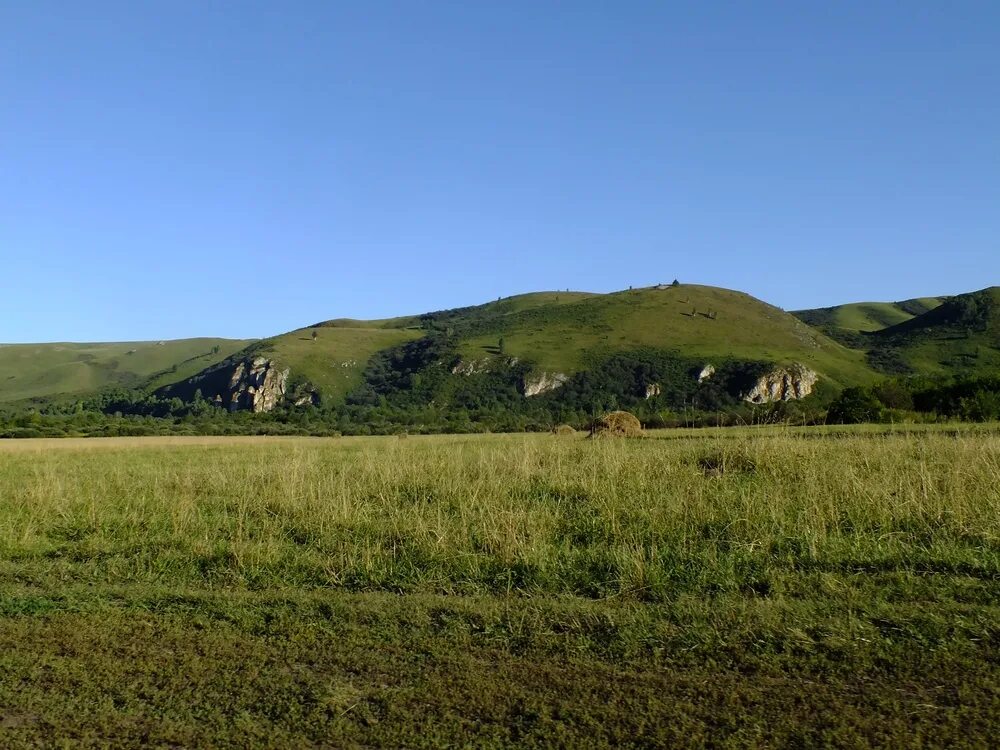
<box><xmin>522</xmin><ymin>371</ymin><xmax>568</xmax><ymax>397</ymax></box>
<box><xmin>291</xmin><ymin>386</ymin><xmax>319</xmax><ymax>407</ymax></box>
<box><xmin>645</xmin><ymin>383</ymin><xmax>661</xmax><ymax>399</ymax></box>
<box><xmin>451</xmin><ymin>359</ymin><xmax>489</xmax><ymax>376</ymax></box>
<box><xmin>227</xmin><ymin>357</ymin><xmax>289</xmax><ymax>412</ymax></box>
<box><xmin>452</xmin><ymin>357</ymin><xmax>519</xmax><ymax>376</ymax></box>
<box><xmin>697</xmin><ymin>364</ymin><xmax>716</xmax><ymax>383</ymax></box>
<box><xmin>743</xmin><ymin>364</ymin><xmax>818</xmax><ymax>404</ymax></box>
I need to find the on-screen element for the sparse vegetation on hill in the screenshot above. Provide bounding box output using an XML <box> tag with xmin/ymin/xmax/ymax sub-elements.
<box><xmin>794</xmin><ymin>296</ymin><xmax>944</xmax><ymax>334</ymax></box>
<box><xmin>0</xmin><ymin>338</ymin><xmax>250</xmax><ymax>404</ymax></box>
<box><xmin>3</xmin><ymin>283</ymin><xmax>999</xmax><ymax>435</ymax></box>
<box><xmin>795</xmin><ymin>288</ymin><xmax>1000</xmax><ymax>378</ymax></box>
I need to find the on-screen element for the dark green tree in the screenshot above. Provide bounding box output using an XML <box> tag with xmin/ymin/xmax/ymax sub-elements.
<box><xmin>827</xmin><ymin>388</ymin><xmax>883</xmax><ymax>424</ymax></box>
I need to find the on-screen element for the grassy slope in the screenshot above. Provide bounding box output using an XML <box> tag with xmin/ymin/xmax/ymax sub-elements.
<box><xmin>255</xmin><ymin>326</ymin><xmax>423</xmax><ymax>403</ymax></box>
<box><xmin>0</xmin><ymin>338</ymin><xmax>250</xmax><ymax>404</ymax></box>
<box><xmin>0</xmin><ymin>430</ymin><xmax>996</xmax><ymax>746</ymax></box>
<box><xmin>457</xmin><ymin>285</ymin><xmax>875</xmax><ymax>388</ymax></box>
<box><xmin>793</xmin><ymin>296</ymin><xmax>944</xmax><ymax>333</ymax></box>
<box><xmin>872</xmin><ymin>287</ymin><xmax>1000</xmax><ymax>375</ymax></box>
<box><xmin>0</xmin><ymin>285</ymin><xmax>901</xmax><ymax>408</ymax></box>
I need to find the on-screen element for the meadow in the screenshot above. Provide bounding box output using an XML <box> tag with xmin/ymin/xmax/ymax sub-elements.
<box><xmin>0</xmin><ymin>428</ymin><xmax>997</xmax><ymax>747</ymax></box>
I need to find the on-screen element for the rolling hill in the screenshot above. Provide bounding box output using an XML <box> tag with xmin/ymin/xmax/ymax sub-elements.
<box><xmin>793</xmin><ymin>297</ymin><xmax>944</xmax><ymax>334</ymax></box>
<box><xmin>149</xmin><ymin>284</ymin><xmax>876</xmax><ymax>415</ymax></box>
<box><xmin>10</xmin><ymin>283</ymin><xmax>998</xmax><ymax>416</ymax></box>
<box><xmin>422</xmin><ymin>285</ymin><xmax>873</xmax><ymax>389</ymax></box>
<box><xmin>866</xmin><ymin>287</ymin><xmax>1000</xmax><ymax>375</ymax></box>
<box><xmin>792</xmin><ymin>288</ymin><xmax>1000</xmax><ymax>377</ymax></box>
<box><xmin>0</xmin><ymin>338</ymin><xmax>251</xmax><ymax>405</ymax></box>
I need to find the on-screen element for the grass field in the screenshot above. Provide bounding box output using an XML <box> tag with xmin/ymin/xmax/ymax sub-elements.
<box><xmin>0</xmin><ymin>428</ymin><xmax>997</xmax><ymax>747</ymax></box>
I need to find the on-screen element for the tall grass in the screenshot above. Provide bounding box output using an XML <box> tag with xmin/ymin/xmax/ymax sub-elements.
<box><xmin>1</xmin><ymin>430</ymin><xmax>998</xmax><ymax>600</ymax></box>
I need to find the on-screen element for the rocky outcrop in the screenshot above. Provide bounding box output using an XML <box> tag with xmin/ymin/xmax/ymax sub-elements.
<box><xmin>452</xmin><ymin>357</ymin><xmax>519</xmax><ymax>375</ymax></box>
<box><xmin>743</xmin><ymin>364</ymin><xmax>818</xmax><ymax>404</ymax></box>
<box><xmin>645</xmin><ymin>383</ymin><xmax>661</xmax><ymax>399</ymax></box>
<box><xmin>697</xmin><ymin>364</ymin><xmax>716</xmax><ymax>383</ymax></box>
<box><xmin>452</xmin><ymin>358</ymin><xmax>490</xmax><ymax>376</ymax></box>
<box><xmin>227</xmin><ymin>357</ymin><xmax>289</xmax><ymax>412</ymax></box>
<box><xmin>290</xmin><ymin>385</ymin><xmax>319</xmax><ymax>407</ymax></box>
<box><xmin>522</xmin><ymin>371</ymin><xmax>568</xmax><ymax>397</ymax></box>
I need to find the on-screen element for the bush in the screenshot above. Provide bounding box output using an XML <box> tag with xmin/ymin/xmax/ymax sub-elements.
<box><xmin>827</xmin><ymin>388</ymin><xmax>884</xmax><ymax>424</ymax></box>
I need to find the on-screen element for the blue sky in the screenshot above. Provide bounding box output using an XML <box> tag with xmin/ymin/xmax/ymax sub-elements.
<box><xmin>2</xmin><ymin>2</ymin><xmax>998</xmax><ymax>342</ymax></box>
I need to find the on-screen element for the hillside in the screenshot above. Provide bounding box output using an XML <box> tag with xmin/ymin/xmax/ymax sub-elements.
<box><xmin>793</xmin><ymin>297</ymin><xmax>944</xmax><ymax>334</ymax></box>
<box><xmin>187</xmin><ymin>284</ymin><xmax>873</xmax><ymax>411</ymax></box>
<box><xmin>791</xmin><ymin>288</ymin><xmax>1000</xmax><ymax>377</ymax></box>
<box><xmin>3</xmin><ymin>285</ymin><xmax>882</xmax><ymax>413</ymax></box>
<box><xmin>0</xmin><ymin>338</ymin><xmax>250</xmax><ymax>404</ymax></box>
<box><xmin>439</xmin><ymin>285</ymin><xmax>872</xmax><ymax>389</ymax></box>
<box><xmin>245</xmin><ymin>325</ymin><xmax>424</xmax><ymax>404</ymax></box>
<box><xmin>867</xmin><ymin>287</ymin><xmax>1000</xmax><ymax>375</ymax></box>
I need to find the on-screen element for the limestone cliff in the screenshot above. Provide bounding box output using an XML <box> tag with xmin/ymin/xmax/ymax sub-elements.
<box><xmin>743</xmin><ymin>364</ymin><xmax>818</xmax><ymax>404</ymax></box>
<box><xmin>522</xmin><ymin>371</ymin><xmax>568</xmax><ymax>397</ymax></box>
<box><xmin>226</xmin><ymin>357</ymin><xmax>289</xmax><ymax>412</ymax></box>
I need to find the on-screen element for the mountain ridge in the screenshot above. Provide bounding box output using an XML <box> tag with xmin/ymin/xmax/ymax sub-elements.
<box><xmin>3</xmin><ymin>283</ymin><xmax>997</xmax><ymax>412</ymax></box>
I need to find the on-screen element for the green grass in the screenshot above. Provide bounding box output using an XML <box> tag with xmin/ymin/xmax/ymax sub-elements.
<box><xmin>0</xmin><ymin>428</ymin><xmax>997</xmax><ymax>746</ymax></box>
<box><xmin>458</xmin><ymin>285</ymin><xmax>875</xmax><ymax>388</ymax></box>
<box><xmin>256</xmin><ymin>326</ymin><xmax>424</xmax><ymax>403</ymax></box>
<box><xmin>794</xmin><ymin>296</ymin><xmax>945</xmax><ymax>333</ymax></box>
<box><xmin>871</xmin><ymin>287</ymin><xmax>1000</xmax><ymax>375</ymax></box>
<box><xmin>0</xmin><ymin>338</ymin><xmax>251</xmax><ymax>403</ymax></box>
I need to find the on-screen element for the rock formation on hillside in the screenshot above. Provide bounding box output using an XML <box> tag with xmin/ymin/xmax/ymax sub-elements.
<box><xmin>645</xmin><ymin>383</ymin><xmax>661</xmax><ymax>399</ymax></box>
<box><xmin>697</xmin><ymin>364</ymin><xmax>716</xmax><ymax>382</ymax></box>
<box><xmin>522</xmin><ymin>371</ymin><xmax>568</xmax><ymax>397</ymax></box>
<box><xmin>227</xmin><ymin>357</ymin><xmax>289</xmax><ymax>412</ymax></box>
<box><xmin>743</xmin><ymin>364</ymin><xmax>818</xmax><ymax>403</ymax></box>
<box><xmin>452</xmin><ymin>357</ymin><xmax>520</xmax><ymax>376</ymax></box>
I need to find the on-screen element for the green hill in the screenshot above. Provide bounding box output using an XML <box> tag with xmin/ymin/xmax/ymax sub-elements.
<box><xmin>0</xmin><ymin>285</ymin><xmax>912</xmax><ymax>412</ymax></box>
<box><xmin>0</xmin><ymin>338</ymin><xmax>251</xmax><ymax>404</ymax></box>
<box><xmin>793</xmin><ymin>297</ymin><xmax>944</xmax><ymax>334</ymax></box>
<box><xmin>426</xmin><ymin>285</ymin><xmax>873</xmax><ymax>389</ymax></box>
<box><xmin>867</xmin><ymin>287</ymin><xmax>1000</xmax><ymax>375</ymax></box>
<box><xmin>4</xmin><ymin>285</ymin><xmax>879</xmax><ymax>411</ymax></box>
<box><xmin>263</xmin><ymin>292</ymin><xmax>602</xmax><ymax>402</ymax></box>
<box><xmin>248</xmin><ymin>325</ymin><xmax>424</xmax><ymax>404</ymax></box>
<box><xmin>792</xmin><ymin>288</ymin><xmax>1000</xmax><ymax>377</ymax></box>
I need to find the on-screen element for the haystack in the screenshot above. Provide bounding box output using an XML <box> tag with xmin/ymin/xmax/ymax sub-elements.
<box><xmin>552</xmin><ymin>424</ymin><xmax>576</xmax><ymax>436</ymax></box>
<box><xmin>589</xmin><ymin>410</ymin><xmax>643</xmax><ymax>438</ymax></box>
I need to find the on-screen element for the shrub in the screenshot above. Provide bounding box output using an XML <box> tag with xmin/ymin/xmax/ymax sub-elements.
<box><xmin>827</xmin><ymin>388</ymin><xmax>884</xmax><ymax>424</ymax></box>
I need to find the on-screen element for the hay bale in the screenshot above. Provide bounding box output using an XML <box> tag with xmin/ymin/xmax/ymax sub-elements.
<box><xmin>589</xmin><ymin>410</ymin><xmax>643</xmax><ymax>438</ymax></box>
<box><xmin>552</xmin><ymin>424</ymin><xmax>576</xmax><ymax>436</ymax></box>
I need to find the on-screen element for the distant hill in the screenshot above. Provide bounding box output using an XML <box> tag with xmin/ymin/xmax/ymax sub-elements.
<box><xmin>793</xmin><ymin>297</ymin><xmax>944</xmax><ymax>334</ymax></box>
<box><xmin>866</xmin><ymin>287</ymin><xmax>1000</xmax><ymax>375</ymax></box>
<box><xmin>149</xmin><ymin>284</ymin><xmax>875</xmax><ymax>417</ymax></box>
<box><xmin>0</xmin><ymin>338</ymin><xmax>250</xmax><ymax>405</ymax></box>
<box><xmin>9</xmin><ymin>283</ymin><xmax>998</xmax><ymax>415</ymax></box>
<box><xmin>791</xmin><ymin>288</ymin><xmax>1000</xmax><ymax>377</ymax></box>
<box><xmin>417</xmin><ymin>285</ymin><xmax>872</xmax><ymax>389</ymax></box>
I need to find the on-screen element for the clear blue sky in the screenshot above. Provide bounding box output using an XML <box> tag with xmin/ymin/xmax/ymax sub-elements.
<box><xmin>2</xmin><ymin>2</ymin><xmax>998</xmax><ymax>342</ymax></box>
